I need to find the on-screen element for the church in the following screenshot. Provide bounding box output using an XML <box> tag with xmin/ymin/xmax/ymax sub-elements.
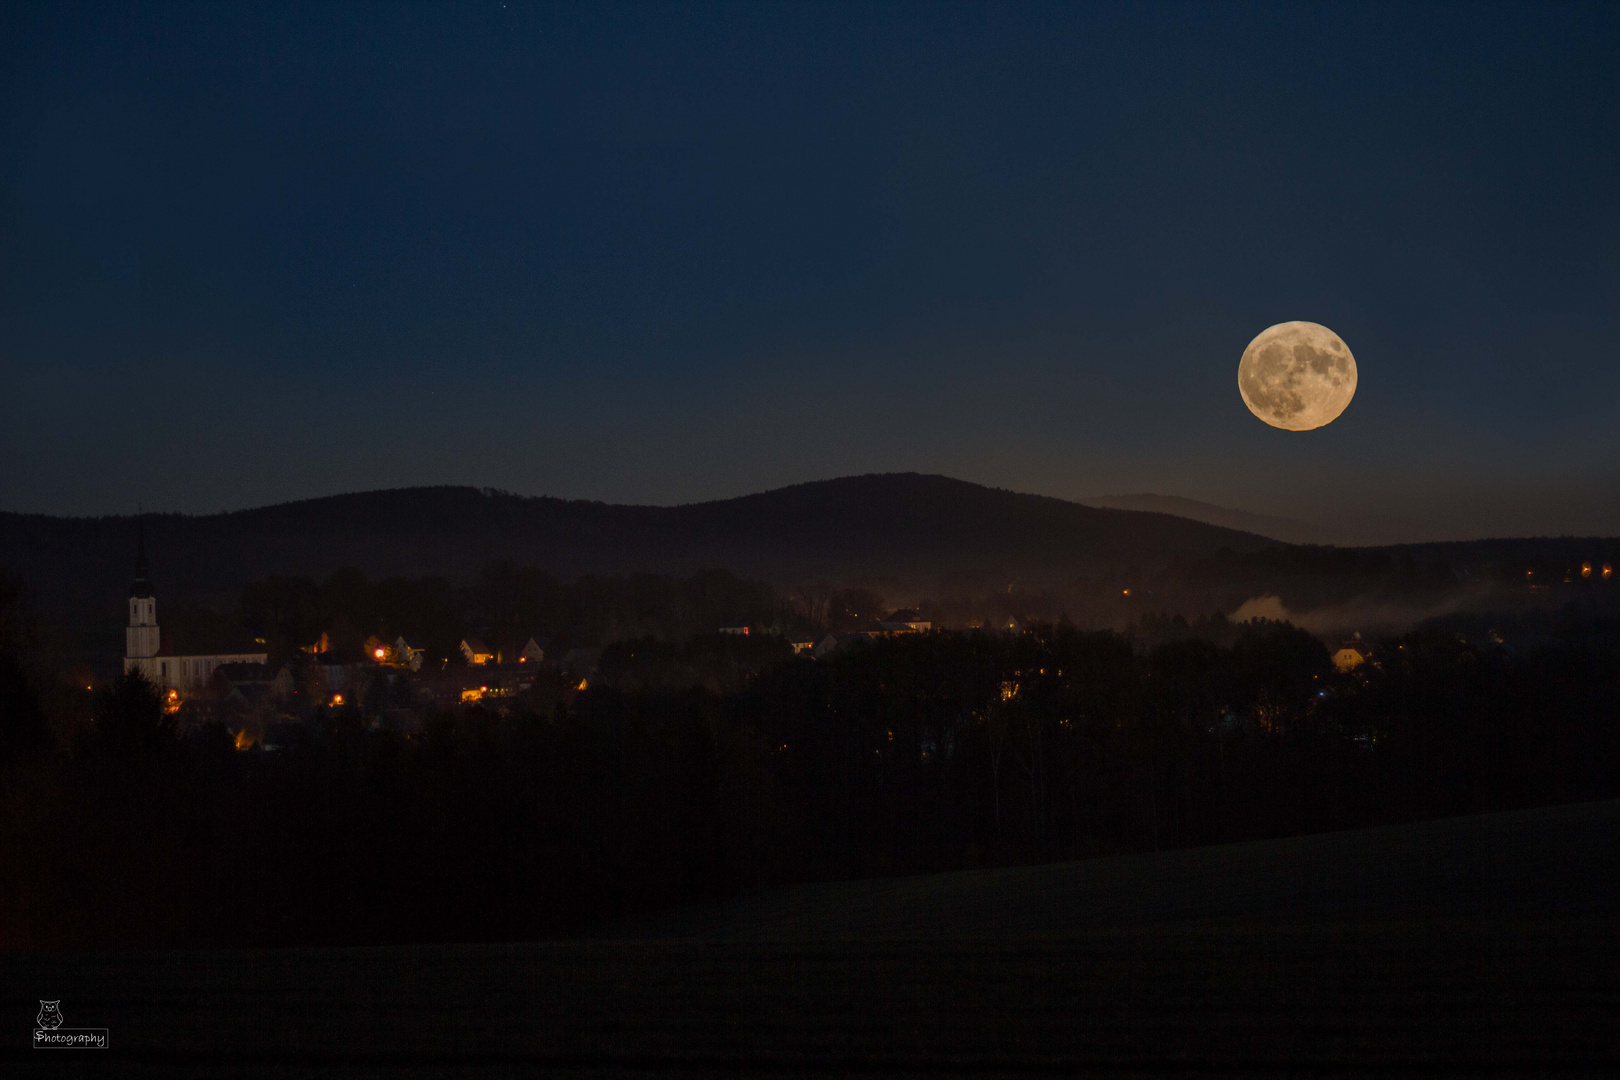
<box><xmin>123</xmin><ymin>535</ymin><xmax>267</xmax><ymax>694</ymax></box>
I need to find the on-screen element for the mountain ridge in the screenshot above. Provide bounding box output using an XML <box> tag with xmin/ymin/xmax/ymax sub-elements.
<box><xmin>0</xmin><ymin>474</ymin><xmax>1277</xmax><ymax>614</ymax></box>
<box><xmin>1078</xmin><ymin>493</ymin><xmax>1326</xmax><ymax>545</ymax></box>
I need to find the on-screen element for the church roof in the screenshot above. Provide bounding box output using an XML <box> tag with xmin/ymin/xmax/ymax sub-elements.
<box><xmin>153</xmin><ymin>627</ymin><xmax>267</xmax><ymax>658</ymax></box>
<box><xmin>214</xmin><ymin>662</ymin><xmax>277</xmax><ymax>684</ymax></box>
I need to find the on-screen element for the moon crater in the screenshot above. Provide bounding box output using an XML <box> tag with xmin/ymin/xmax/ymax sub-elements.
<box><xmin>1237</xmin><ymin>321</ymin><xmax>1357</xmax><ymax>431</ymax></box>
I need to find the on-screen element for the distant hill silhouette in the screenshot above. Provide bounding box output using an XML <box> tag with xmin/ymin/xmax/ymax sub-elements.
<box><xmin>1079</xmin><ymin>493</ymin><xmax>1328</xmax><ymax>545</ymax></box>
<box><xmin>0</xmin><ymin>474</ymin><xmax>1276</xmax><ymax>616</ymax></box>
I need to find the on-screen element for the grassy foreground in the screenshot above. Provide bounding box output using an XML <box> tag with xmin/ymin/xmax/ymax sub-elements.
<box><xmin>627</xmin><ymin>797</ymin><xmax>1620</xmax><ymax>938</ymax></box>
<box><xmin>5</xmin><ymin>800</ymin><xmax>1618</xmax><ymax>1076</ymax></box>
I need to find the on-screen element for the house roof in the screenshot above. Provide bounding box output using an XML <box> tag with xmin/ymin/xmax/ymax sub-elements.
<box><xmin>225</xmin><ymin>682</ymin><xmax>276</xmax><ymax>706</ymax></box>
<box><xmin>461</xmin><ymin>637</ymin><xmax>491</xmax><ymax>654</ymax></box>
<box><xmin>814</xmin><ymin>632</ymin><xmax>878</xmax><ymax>655</ymax></box>
<box><xmin>511</xmin><ymin>637</ymin><xmax>548</xmax><ymax>658</ymax></box>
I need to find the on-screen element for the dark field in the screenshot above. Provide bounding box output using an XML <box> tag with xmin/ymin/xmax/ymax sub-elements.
<box><xmin>6</xmin><ymin>800</ymin><xmax>1618</xmax><ymax>1077</ymax></box>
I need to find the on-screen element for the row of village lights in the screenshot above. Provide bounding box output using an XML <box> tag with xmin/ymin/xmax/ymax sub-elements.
<box><xmin>1528</xmin><ymin>562</ymin><xmax>1613</xmax><ymax>581</ymax></box>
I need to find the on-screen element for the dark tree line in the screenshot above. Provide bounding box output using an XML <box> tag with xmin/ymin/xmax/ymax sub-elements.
<box><xmin>1</xmin><ymin>595</ymin><xmax>1617</xmax><ymax>950</ymax></box>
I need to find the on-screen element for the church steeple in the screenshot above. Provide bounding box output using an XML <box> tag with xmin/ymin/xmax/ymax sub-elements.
<box><xmin>126</xmin><ymin>515</ymin><xmax>160</xmax><ymax>662</ymax></box>
<box><xmin>131</xmin><ymin>514</ymin><xmax>153</xmax><ymax>599</ymax></box>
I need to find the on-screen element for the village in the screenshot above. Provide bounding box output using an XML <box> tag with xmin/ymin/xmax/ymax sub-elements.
<box><xmin>125</xmin><ymin>569</ymin><xmax>1398</xmax><ymax>754</ymax></box>
<box><xmin>119</xmin><ymin>538</ymin><xmax>966</xmax><ymax>748</ymax></box>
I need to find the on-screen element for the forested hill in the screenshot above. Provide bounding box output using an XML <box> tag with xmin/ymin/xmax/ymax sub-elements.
<box><xmin>0</xmin><ymin>474</ymin><xmax>1275</xmax><ymax>612</ymax></box>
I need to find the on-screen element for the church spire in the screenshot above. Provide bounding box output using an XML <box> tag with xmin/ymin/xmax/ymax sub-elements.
<box><xmin>131</xmin><ymin>511</ymin><xmax>153</xmax><ymax>599</ymax></box>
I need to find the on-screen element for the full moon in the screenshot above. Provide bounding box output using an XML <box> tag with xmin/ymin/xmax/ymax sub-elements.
<box><xmin>1237</xmin><ymin>321</ymin><xmax>1357</xmax><ymax>431</ymax></box>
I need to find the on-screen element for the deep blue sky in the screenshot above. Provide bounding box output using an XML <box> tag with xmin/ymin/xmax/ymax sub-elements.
<box><xmin>2</xmin><ymin>1</ymin><xmax>1616</xmax><ymax>542</ymax></box>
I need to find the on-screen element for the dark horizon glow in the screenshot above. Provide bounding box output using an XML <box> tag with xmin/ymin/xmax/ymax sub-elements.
<box><xmin>2</xmin><ymin>2</ymin><xmax>1617</xmax><ymax>544</ymax></box>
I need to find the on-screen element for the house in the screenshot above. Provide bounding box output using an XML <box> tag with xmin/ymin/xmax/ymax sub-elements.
<box><xmin>515</xmin><ymin>636</ymin><xmax>548</xmax><ymax>665</ymax></box>
<box><xmin>411</xmin><ymin>676</ymin><xmax>465</xmax><ymax>711</ymax></box>
<box><xmin>209</xmin><ymin>664</ymin><xmax>280</xmax><ymax>720</ymax></box>
<box><xmin>394</xmin><ymin>637</ymin><xmax>426</xmax><ymax>671</ymax></box>
<box><xmin>221</xmin><ymin>680</ymin><xmax>279</xmax><ymax>715</ymax></box>
<box><xmin>488</xmin><ymin>635</ymin><xmax>549</xmax><ymax>665</ymax></box>
<box><xmin>460</xmin><ymin>637</ymin><xmax>495</xmax><ymax>665</ymax></box>
<box><xmin>123</xmin><ymin>537</ymin><xmax>267</xmax><ymax>695</ymax></box>
<box><xmin>789</xmin><ymin>639</ymin><xmax>816</xmax><ymax>655</ymax></box>
<box><xmin>719</xmin><ymin>625</ymin><xmax>751</xmax><ymax>636</ymax></box>
<box><xmin>879</xmin><ymin>609</ymin><xmax>931</xmax><ymax>633</ymax></box>
<box><xmin>271</xmin><ymin>665</ymin><xmax>297</xmax><ymax>699</ymax></box>
<box><xmin>812</xmin><ymin>632</ymin><xmax>877</xmax><ymax>659</ymax></box>
<box><xmin>318</xmin><ymin>655</ymin><xmax>359</xmax><ymax>696</ymax></box>
<box><xmin>1332</xmin><ymin>634</ymin><xmax>1373</xmax><ymax>673</ymax></box>
<box><xmin>212</xmin><ymin>662</ymin><xmax>277</xmax><ymax>691</ymax></box>
<box><xmin>811</xmin><ymin>634</ymin><xmax>841</xmax><ymax>659</ymax></box>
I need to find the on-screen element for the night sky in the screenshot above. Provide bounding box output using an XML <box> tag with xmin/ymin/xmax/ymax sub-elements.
<box><xmin>2</xmin><ymin>2</ymin><xmax>1616</xmax><ymax>543</ymax></box>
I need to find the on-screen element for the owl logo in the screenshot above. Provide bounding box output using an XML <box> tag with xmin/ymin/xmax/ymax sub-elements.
<box><xmin>36</xmin><ymin>1001</ymin><xmax>64</xmax><ymax>1030</ymax></box>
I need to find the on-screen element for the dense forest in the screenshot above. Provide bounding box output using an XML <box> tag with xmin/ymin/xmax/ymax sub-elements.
<box><xmin>3</xmin><ymin>559</ymin><xmax>1616</xmax><ymax>950</ymax></box>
